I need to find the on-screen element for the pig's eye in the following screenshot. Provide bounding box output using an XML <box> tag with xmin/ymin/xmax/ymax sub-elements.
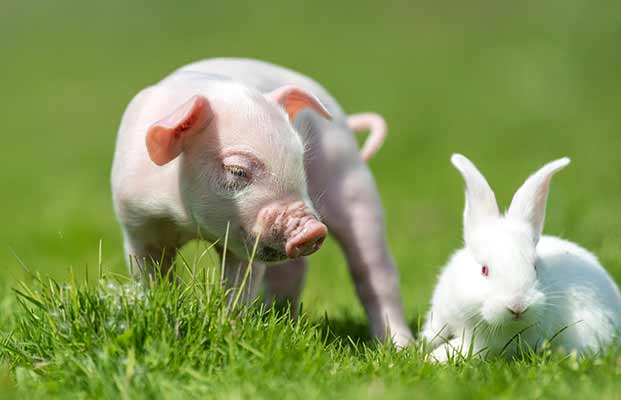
<box><xmin>221</xmin><ymin>164</ymin><xmax>251</xmax><ymax>192</ymax></box>
<box><xmin>225</xmin><ymin>165</ymin><xmax>248</xmax><ymax>179</ymax></box>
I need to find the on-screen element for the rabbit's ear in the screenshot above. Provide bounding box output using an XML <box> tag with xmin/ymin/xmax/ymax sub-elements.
<box><xmin>451</xmin><ymin>154</ymin><xmax>499</xmax><ymax>243</ymax></box>
<box><xmin>507</xmin><ymin>157</ymin><xmax>570</xmax><ymax>243</ymax></box>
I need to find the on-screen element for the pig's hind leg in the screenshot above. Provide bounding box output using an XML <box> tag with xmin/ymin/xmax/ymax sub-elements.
<box><xmin>317</xmin><ymin>166</ymin><xmax>413</xmax><ymax>347</ymax></box>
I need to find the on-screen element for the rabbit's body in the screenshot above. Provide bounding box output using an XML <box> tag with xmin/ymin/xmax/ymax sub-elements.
<box><xmin>424</xmin><ymin>236</ymin><xmax>621</xmax><ymax>360</ymax></box>
<box><xmin>422</xmin><ymin>155</ymin><xmax>621</xmax><ymax>362</ymax></box>
<box><xmin>535</xmin><ymin>236</ymin><xmax>621</xmax><ymax>350</ymax></box>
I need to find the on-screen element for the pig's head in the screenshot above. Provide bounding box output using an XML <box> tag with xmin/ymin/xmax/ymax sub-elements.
<box><xmin>145</xmin><ymin>82</ymin><xmax>330</xmax><ymax>262</ymax></box>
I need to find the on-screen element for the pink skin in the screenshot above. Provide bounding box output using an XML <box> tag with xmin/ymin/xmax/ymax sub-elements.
<box><xmin>256</xmin><ymin>200</ymin><xmax>327</xmax><ymax>259</ymax></box>
<box><xmin>113</xmin><ymin>77</ymin><xmax>330</xmax><ymax>272</ymax></box>
<box><xmin>146</xmin><ymin>95</ymin><xmax>213</xmax><ymax>165</ymax></box>
<box><xmin>267</xmin><ymin>85</ymin><xmax>333</xmax><ymax>121</ymax></box>
<box><xmin>111</xmin><ymin>58</ymin><xmax>413</xmax><ymax>347</ymax></box>
<box><xmin>346</xmin><ymin>113</ymin><xmax>387</xmax><ymax>162</ymax></box>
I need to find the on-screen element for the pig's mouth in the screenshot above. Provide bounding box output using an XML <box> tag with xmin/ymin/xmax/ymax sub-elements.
<box><xmin>238</xmin><ymin>231</ymin><xmax>288</xmax><ymax>262</ymax></box>
<box><xmin>256</xmin><ymin>246</ymin><xmax>288</xmax><ymax>262</ymax></box>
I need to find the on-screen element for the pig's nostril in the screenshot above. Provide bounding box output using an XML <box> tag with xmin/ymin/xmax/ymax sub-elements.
<box><xmin>285</xmin><ymin>221</ymin><xmax>328</xmax><ymax>258</ymax></box>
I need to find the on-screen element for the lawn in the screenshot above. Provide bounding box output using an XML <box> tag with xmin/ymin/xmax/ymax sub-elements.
<box><xmin>1</xmin><ymin>0</ymin><xmax>621</xmax><ymax>398</ymax></box>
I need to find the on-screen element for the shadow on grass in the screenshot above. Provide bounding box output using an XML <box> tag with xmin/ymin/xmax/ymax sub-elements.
<box><xmin>312</xmin><ymin>310</ymin><xmax>424</xmax><ymax>348</ymax></box>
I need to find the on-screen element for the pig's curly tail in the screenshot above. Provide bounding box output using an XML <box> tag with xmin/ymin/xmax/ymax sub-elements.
<box><xmin>346</xmin><ymin>112</ymin><xmax>387</xmax><ymax>162</ymax></box>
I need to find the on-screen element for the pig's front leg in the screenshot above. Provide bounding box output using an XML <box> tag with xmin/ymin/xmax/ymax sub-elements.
<box><xmin>316</xmin><ymin>166</ymin><xmax>413</xmax><ymax>347</ymax></box>
<box><xmin>221</xmin><ymin>250</ymin><xmax>266</xmax><ymax>307</ymax></box>
<box><xmin>123</xmin><ymin>235</ymin><xmax>179</xmax><ymax>281</ymax></box>
<box><xmin>119</xmin><ymin>215</ymin><xmax>192</xmax><ymax>282</ymax></box>
<box><xmin>264</xmin><ymin>258</ymin><xmax>308</xmax><ymax>317</ymax></box>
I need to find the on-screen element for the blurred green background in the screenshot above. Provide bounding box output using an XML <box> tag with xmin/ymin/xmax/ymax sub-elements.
<box><xmin>1</xmin><ymin>0</ymin><xmax>620</xmax><ymax>325</ymax></box>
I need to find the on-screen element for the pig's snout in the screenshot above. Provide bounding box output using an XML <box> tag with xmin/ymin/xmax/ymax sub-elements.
<box><xmin>255</xmin><ymin>201</ymin><xmax>327</xmax><ymax>260</ymax></box>
<box><xmin>285</xmin><ymin>219</ymin><xmax>327</xmax><ymax>258</ymax></box>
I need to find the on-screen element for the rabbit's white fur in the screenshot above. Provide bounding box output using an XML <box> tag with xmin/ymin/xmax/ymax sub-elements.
<box><xmin>422</xmin><ymin>154</ymin><xmax>621</xmax><ymax>362</ymax></box>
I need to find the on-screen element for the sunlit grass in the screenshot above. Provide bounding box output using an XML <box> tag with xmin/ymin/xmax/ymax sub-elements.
<box><xmin>1</xmin><ymin>251</ymin><xmax>621</xmax><ymax>399</ymax></box>
<box><xmin>2</xmin><ymin>0</ymin><xmax>621</xmax><ymax>398</ymax></box>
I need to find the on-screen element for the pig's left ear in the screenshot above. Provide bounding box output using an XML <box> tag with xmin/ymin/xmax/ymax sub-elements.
<box><xmin>146</xmin><ymin>95</ymin><xmax>213</xmax><ymax>166</ymax></box>
<box><xmin>266</xmin><ymin>85</ymin><xmax>332</xmax><ymax>121</ymax></box>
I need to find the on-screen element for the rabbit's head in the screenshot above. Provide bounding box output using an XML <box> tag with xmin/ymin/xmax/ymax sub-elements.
<box><xmin>451</xmin><ymin>154</ymin><xmax>570</xmax><ymax>328</ymax></box>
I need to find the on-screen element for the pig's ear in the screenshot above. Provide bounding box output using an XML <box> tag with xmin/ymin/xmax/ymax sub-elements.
<box><xmin>266</xmin><ymin>85</ymin><xmax>332</xmax><ymax>121</ymax></box>
<box><xmin>146</xmin><ymin>95</ymin><xmax>213</xmax><ymax>166</ymax></box>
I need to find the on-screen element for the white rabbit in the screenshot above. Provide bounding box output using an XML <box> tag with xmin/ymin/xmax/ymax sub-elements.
<box><xmin>421</xmin><ymin>154</ymin><xmax>621</xmax><ymax>362</ymax></box>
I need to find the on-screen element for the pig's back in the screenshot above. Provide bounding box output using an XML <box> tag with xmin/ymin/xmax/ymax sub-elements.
<box><xmin>175</xmin><ymin>58</ymin><xmax>346</xmax><ymax>120</ymax></box>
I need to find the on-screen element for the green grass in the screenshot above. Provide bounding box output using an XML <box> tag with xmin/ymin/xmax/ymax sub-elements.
<box><xmin>1</xmin><ymin>0</ymin><xmax>621</xmax><ymax>398</ymax></box>
<box><xmin>3</xmin><ymin>255</ymin><xmax>621</xmax><ymax>399</ymax></box>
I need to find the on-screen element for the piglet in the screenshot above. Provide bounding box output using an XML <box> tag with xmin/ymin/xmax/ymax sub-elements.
<box><xmin>111</xmin><ymin>58</ymin><xmax>413</xmax><ymax>346</ymax></box>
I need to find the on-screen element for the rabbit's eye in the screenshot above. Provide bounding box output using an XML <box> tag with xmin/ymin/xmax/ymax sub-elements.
<box><xmin>481</xmin><ymin>265</ymin><xmax>489</xmax><ymax>277</ymax></box>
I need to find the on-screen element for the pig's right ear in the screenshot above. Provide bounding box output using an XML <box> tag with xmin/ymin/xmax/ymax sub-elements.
<box><xmin>146</xmin><ymin>95</ymin><xmax>213</xmax><ymax>166</ymax></box>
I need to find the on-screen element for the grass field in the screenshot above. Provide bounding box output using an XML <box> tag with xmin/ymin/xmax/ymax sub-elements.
<box><xmin>1</xmin><ymin>0</ymin><xmax>621</xmax><ymax>398</ymax></box>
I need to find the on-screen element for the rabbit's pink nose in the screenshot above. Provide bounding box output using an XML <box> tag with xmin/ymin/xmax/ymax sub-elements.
<box><xmin>507</xmin><ymin>304</ymin><xmax>528</xmax><ymax>319</ymax></box>
<box><xmin>285</xmin><ymin>220</ymin><xmax>327</xmax><ymax>258</ymax></box>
